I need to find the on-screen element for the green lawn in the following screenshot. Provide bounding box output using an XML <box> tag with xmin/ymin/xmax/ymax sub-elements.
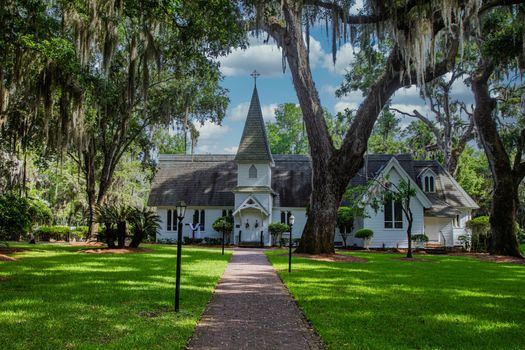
<box><xmin>0</xmin><ymin>244</ymin><xmax>230</xmax><ymax>350</ymax></box>
<box><xmin>267</xmin><ymin>250</ymin><xmax>525</xmax><ymax>350</ymax></box>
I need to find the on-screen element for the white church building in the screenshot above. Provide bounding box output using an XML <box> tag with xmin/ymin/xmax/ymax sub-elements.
<box><xmin>147</xmin><ymin>85</ymin><xmax>478</xmax><ymax>248</ymax></box>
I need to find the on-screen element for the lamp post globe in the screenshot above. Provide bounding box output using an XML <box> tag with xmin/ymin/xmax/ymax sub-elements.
<box><xmin>175</xmin><ymin>200</ymin><xmax>187</xmax><ymax>312</ymax></box>
<box><xmin>288</xmin><ymin>214</ymin><xmax>295</xmax><ymax>273</ymax></box>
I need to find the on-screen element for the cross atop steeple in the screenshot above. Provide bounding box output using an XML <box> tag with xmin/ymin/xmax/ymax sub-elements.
<box><xmin>250</xmin><ymin>70</ymin><xmax>260</xmax><ymax>87</ymax></box>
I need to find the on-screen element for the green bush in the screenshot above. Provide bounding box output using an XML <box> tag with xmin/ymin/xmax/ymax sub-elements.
<box><xmin>212</xmin><ymin>216</ymin><xmax>233</xmax><ymax>235</ymax></box>
<box><xmin>34</xmin><ymin>226</ymin><xmax>71</xmax><ymax>241</ymax></box>
<box><xmin>411</xmin><ymin>234</ymin><xmax>429</xmax><ymax>243</ymax></box>
<box><xmin>268</xmin><ymin>223</ymin><xmax>290</xmax><ymax>246</ymax></box>
<box><xmin>466</xmin><ymin>216</ymin><xmax>490</xmax><ymax>252</ymax></box>
<box><xmin>354</xmin><ymin>228</ymin><xmax>374</xmax><ymax>239</ymax></box>
<box><xmin>0</xmin><ymin>192</ymin><xmax>33</xmax><ymax>241</ymax></box>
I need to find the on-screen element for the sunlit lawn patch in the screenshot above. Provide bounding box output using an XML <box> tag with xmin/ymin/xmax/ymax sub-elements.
<box><xmin>0</xmin><ymin>244</ymin><xmax>230</xmax><ymax>350</ymax></box>
<box><xmin>267</xmin><ymin>250</ymin><xmax>525</xmax><ymax>350</ymax></box>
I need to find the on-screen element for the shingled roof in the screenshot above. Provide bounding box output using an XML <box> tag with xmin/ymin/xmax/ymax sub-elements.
<box><xmin>147</xmin><ymin>154</ymin><xmax>478</xmax><ymax>216</ymax></box>
<box><xmin>234</xmin><ymin>86</ymin><xmax>274</xmax><ymax>164</ymax></box>
<box><xmin>147</xmin><ymin>154</ymin><xmax>311</xmax><ymax>208</ymax></box>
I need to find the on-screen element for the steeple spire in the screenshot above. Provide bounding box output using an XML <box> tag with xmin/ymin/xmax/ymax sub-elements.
<box><xmin>234</xmin><ymin>75</ymin><xmax>274</xmax><ymax>165</ymax></box>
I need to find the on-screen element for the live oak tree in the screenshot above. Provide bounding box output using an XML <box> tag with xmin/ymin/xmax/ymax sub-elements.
<box><xmin>470</xmin><ymin>5</ymin><xmax>525</xmax><ymax>257</ymax></box>
<box><xmin>391</xmin><ymin>65</ymin><xmax>476</xmax><ymax>175</ymax></box>
<box><xmin>242</xmin><ymin>0</ymin><xmax>486</xmax><ymax>254</ymax></box>
<box><xmin>1</xmin><ymin>1</ymin><xmax>245</xmax><ymax>238</ymax></box>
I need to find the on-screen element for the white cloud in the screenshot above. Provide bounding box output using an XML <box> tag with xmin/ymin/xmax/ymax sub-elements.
<box><xmin>195</xmin><ymin>121</ymin><xmax>230</xmax><ymax>141</ymax></box>
<box><xmin>230</xmin><ymin>102</ymin><xmax>250</xmax><ymax>121</ymax></box>
<box><xmin>228</xmin><ymin>101</ymin><xmax>278</xmax><ymax>122</ymax></box>
<box><xmin>335</xmin><ymin>101</ymin><xmax>359</xmax><ymax>113</ymax></box>
<box><xmin>322</xmin><ymin>43</ymin><xmax>356</xmax><ymax>75</ymax></box>
<box><xmin>218</xmin><ymin>34</ymin><xmax>324</xmax><ymax>77</ymax></box>
<box><xmin>223</xmin><ymin>146</ymin><xmax>238</xmax><ymax>154</ymax></box>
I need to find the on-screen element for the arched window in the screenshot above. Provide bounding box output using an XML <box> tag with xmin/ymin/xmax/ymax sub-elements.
<box><xmin>249</xmin><ymin>164</ymin><xmax>257</xmax><ymax>178</ymax></box>
<box><xmin>424</xmin><ymin>175</ymin><xmax>435</xmax><ymax>192</ymax></box>
<box><xmin>167</xmin><ymin>210</ymin><xmax>172</xmax><ymax>231</ymax></box>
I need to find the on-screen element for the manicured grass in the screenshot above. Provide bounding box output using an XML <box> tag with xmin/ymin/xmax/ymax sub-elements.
<box><xmin>267</xmin><ymin>250</ymin><xmax>525</xmax><ymax>350</ymax></box>
<box><xmin>0</xmin><ymin>244</ymin><xmax>231</xmax><ymax>350</ymax></box>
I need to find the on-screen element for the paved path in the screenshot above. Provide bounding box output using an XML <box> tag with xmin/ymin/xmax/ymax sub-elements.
<box><xmin>186</xmin><ymin>249</ymin><xmax>325</xmax><ymax>350</ymax></box>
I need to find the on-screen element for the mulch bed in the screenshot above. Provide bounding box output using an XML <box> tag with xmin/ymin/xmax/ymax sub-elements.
<box><xmin>78</xmin><ymin>248</ymin><xmax>153</xmax><ymax>254</ymax></box>
<box><xmin>279</xmin><ymin>253</ymin><xmax>368</xmax><ymax>263</ymax></box>
<box><xmin>0</xmin><ymin>254</ymin><xmax>17</xmax><ymax>262</ymax></box>
<box><xmin>0</xmin><ymin>248</ymin><xmax>27</xmax><ymax>261</ymax></box>
<box><xmin>474</xmin><ymin>254</ymin><xmax>525</xmax><ymax>264</ymax></box>
<box><xmin>69</xmin><ymin>242</ymin><xmax>105</xmax><ymax>247</ymax></box>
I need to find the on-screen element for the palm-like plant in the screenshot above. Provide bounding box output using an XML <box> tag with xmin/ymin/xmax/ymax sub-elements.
<box><xmin>95</xmin><ymin>205</ymin><xmax>118</xmax><ymax>248</ymax></box>
<box><xmin>128</xmin><ymin>207</ymin><xmax>160</xmax><ymax>248</ymax></box>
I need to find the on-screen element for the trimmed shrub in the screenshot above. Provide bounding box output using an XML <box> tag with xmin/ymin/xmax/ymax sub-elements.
<box><xmin>355</xmin><ymin>228</ymin><xmax>373</xmax><ymax>249</ymax></box>
<box><xmin>268</xmin><ymin>223</ymin><xmax>290</xmax><ymax>246</ymax></box>
<box><xmin>34</xmin><ymin>226</ymin><xmax>71</xmax><ymax>241</ymax></box>
<box><xmin>411</xmin><ymin>234</ymin><xmax>429</xmax><ymax>243</ymax></box>
<box><xmin>466</xmin><ymin>216</ymin><xmax>490</xmax><ymax>252</ymax></box>
<box><xmin>354</xmin><ymin>229</ymin><xmax>374</xmax><ymax>239</ymax></box>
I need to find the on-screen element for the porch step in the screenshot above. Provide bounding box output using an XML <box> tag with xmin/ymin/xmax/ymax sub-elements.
<box><xmin>238</xmin><ymin>241</ymin><xmax>263</xmax><ymax>248</ymax></box>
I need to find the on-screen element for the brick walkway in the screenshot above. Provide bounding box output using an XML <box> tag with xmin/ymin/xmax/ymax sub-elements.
<box><xmin>186</xmin><ymin>249</ymin><xmax>325</xmax><ymax>350</ymax></box>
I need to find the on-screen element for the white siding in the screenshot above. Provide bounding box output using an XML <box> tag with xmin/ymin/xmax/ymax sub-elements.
<box><xmin>360</xmin><ymin>167</ymin><xmax>425</xmax><ymax>248</ymax></box>
<box><xmin>237</xmin><ymin>163</ymin><xmax>271</xmax><ymax>187</ymax></box>
<box><xmin>156</xmin><ymin>206</ymin><xmax>230</xmax><ymax>242</ymax></box>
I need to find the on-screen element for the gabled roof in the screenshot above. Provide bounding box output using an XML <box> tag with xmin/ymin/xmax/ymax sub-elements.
<box><xmin>233</xmin><ymin>195</ymin><xmax>269</xmax><ymax>216</ymax></box>
<box><xmin>147</xmin><ymin>153</ymin><xmax>478</xmax><ymax>216</ymax></box>
<box><xmin>372</xmin><ymin>157</ymin><xmax>433</xmax><ymax>209</ymax></box>
<box><xmin>147</xmin><ymin>154</ymin><xmax>311</xmax><ymax>208</ymax></box>
<box><xmin>234</xmin><ymin>86</ymin><xmax>274</xmax><ymax>164</ymax></box>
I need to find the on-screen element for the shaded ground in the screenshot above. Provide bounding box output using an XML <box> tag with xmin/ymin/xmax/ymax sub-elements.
<box><xmin>0</xmin><ymin>243</ymin><xmax>231</xmax><ymax>349</ymax></box>
<box><xmin>278</xmin><ymin>252</ymin><xmax>367</xmax><ymax>263</ymax></box>
<box><xmin>187</xmin><ymin>249</ymin><xmax>325</xmax><ymax>350</ymax></box>
<box><xmin>79</xmin><ymin>247</ymin><xmax>153</xmax><ymax>254</ymax></box>
<box><xmin>267</xmin><ymin>249</ymin><xmax>525</xmax><ymax>350</ymax></box>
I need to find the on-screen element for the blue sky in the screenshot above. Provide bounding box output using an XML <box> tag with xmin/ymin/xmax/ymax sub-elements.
<box><xmin>193</xmin><ymin>30</ymin><xmax>473</xmax><ymax>154</ymax></box>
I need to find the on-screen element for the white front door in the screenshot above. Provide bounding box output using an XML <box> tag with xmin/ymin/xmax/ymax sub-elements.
<box><xmin>240</xmin><ymin>210</ymin><xmax>263</xmax><ymax>242</ymax></box>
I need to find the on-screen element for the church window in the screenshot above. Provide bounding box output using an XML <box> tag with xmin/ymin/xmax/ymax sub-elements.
<box><xmin>384</xmin><ymin>199</ymin><xmax>403</xmax><ymax>229</ymax></box>
<box><xmin>193</xmin><ymin>209</ymin><xmax>205</xmax><ymax>230</ymax></box>
<box><xmin>281</xmin><ymin>211</ymin><xmax>292</xmax><ymax>225</ymax></box>
<box><xmin>249</xmin><ymin>164</ymin><xmax>257</xmax><ymax>178</ymax></box>
<box><xmin>167</xmin><ymin>210</ymin><xmax>172</xmax><ymax>231</ymax></box>
<box><xmin>200</xmin><ymin>210</ymin><xmax>205</xmax><ymax>231</ymax></box>
<box><xmin>424</xmin><ymin>175</ymin><xmax>435</xmax><ymax>192</ymax></box>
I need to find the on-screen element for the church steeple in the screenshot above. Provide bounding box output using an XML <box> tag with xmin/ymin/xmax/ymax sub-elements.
<box><xmin>234</xmin><ymin>75</ymin><xmax>274</xmax><ymax>165</ymax></box>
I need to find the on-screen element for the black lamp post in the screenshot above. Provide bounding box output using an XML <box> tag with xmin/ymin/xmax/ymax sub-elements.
<box><xmin>288</xmin><ymin>214</ymin><xmax>295</xmax><ymax>273</ymax></box>
<box><xmin>175</xmin><ymin>200</ymin><xmax>187</xmax><ymax>312</ymax></box>
<box><xmin>221</xmin><ymin>221</ymin><xmax>226</xmax><ymax>256</ymax></box>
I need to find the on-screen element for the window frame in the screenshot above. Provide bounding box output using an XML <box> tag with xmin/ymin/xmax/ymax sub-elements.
<box><xmin>167</xmin><ymin>209</ymin><xmax>172</xmax><ymax>231</ymax></box>
<box><xmin>384</xmin><ymin>199</ymin><xmax>403</xmax><ymax>229</ymax></box>
<box><xmin>248</xmin><ymin>164</ymin><xmax>258</xmax><ymax>179</ymax></box>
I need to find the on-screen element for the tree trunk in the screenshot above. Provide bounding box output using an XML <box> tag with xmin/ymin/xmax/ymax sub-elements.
<box><xmin>105</xmin><ymin>224</ymin><xmax>116</xmax><ymax>248</ymax></box>
<box><xmin>406</xmin><ymin>218</ymin><xmax>413</xmax><ymax>258</ymax></box>
<box><xmin>268</xmin><ymin>1</ymin><xmax>457</xmax><ymax>254</ymax></box>
<box><xmin>117</xmin><ymin>221</ymin><xmax>126</xmax><ymax>248</ymax></box>
<box><xmin>129</xmin><ymin>230</ymin><xmax>142</xmax><ymax>248</ymax></box>
<box><xmin>471</xmin><ymin>60</ymin><xmax>523</xmax><ymax>258</ymax></box>
<box><xmin>84</xmin><ymin>139</ymin><xmax>97</xmax><ymax>240</ymax></box>
<box><xmin>490</xmin><ymin>177</ymin><xmax>521</xmax><ymax>256</ymax></box>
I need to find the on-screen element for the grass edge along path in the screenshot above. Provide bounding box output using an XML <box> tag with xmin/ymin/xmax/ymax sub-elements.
<box><xmin>0</xmin><ymin>244</ymin><xmax>232</xmax><ymax>350</ymax></box>
<box><xmin>266</xmin><ymin>249</ymin><xmax>525</xmax><ymax>350</ymax></box>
